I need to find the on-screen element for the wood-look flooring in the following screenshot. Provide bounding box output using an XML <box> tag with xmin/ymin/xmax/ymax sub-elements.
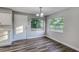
<box><xmin>0</xmin><ymin>37</ymin><xmax>77</xmax><ymax>52</ymax></box>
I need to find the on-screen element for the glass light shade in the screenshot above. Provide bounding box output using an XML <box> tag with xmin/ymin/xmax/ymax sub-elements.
<box><xmin>36</xmin><ymin>13</ymin><xmax>44</xmax><ymax>17</ymax></box>
<box><xmin>36</xmin><ymin>13</ymin><xmax>39</xmax><ymax>16</ymax></box>
<box><xmin>40</xmin><ymin>13</ymin><xmax>44</xmax><ymax>17</ymax></box>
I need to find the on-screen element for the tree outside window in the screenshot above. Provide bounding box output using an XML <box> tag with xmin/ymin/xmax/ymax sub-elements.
<box><xmin>50</xmin><ymin>17</ymin><xmax>64</xmax><ymax>32</ymax></box>
<box><xmin>31</xmin><ymin>18</ymin><xmax>44</xmax><ymax>30</ymax></box>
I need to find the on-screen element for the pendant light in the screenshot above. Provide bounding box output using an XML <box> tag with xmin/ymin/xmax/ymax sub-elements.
<box><xmin>36</xmin><ymin>7</ymin><xmax>44</xmax><ymax>17</ymax></box>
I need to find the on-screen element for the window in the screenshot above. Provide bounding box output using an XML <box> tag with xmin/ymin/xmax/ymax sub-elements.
<box><xmin>50</xmin><ymin>17</ymin><xmax>64</xmax><ymax>32</ymax></box>
<box><xmin>0</xmin><ymin>31</ymin><xmax>9</xmax><ymax>41</ymax></box>
<box><xmin>31</xmin><ymin>18</ymin><xmax>44</xmax><ymax>30</ymax></box>
<box><xmin>16</xmin><ymin>25</ymin><xmax>23</xmax><ymax>34</ymax></box>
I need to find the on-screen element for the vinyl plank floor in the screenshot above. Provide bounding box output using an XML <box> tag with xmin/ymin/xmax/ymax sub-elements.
<box><xmin>0</xmin><ymin>37</ymin><xmax>77</xmax><ymax>52</ymax></box>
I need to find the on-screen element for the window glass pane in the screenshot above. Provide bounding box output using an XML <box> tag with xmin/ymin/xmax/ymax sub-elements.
<box><xmin>3</xmin><ymin>31</ymin><xmax>8</xmax><ymax>35</ymax></box>
<box><xmin>2</xmin><ymin>35</ymin><xmax>8</xmax><ymax>40</ymax></box>
<box><xmin>0</xmin><ymin>31</ymin><xmax>9</xmax><ymax>41</ymax></box>
<box><xmin>50</xmin><ymin>17</ymin><xmax>64</xmax><ymax>32</ymax></box>
<box><xmin>31</xmin><ymin>18</ymin><xmax>44</xmax><ymax>30</ymax></box>
<box><xmin>16</xmin><ymin>25</ymin><xmax>23</xmax><ymax>34</ymax></box>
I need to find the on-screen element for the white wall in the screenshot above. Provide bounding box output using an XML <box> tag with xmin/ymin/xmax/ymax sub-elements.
<box><xmin>13</xmin><ymin>13</ymin><xmax>45</xmax><ymax>41</ymax></box>
<box><xmin>46</xmin><ymin>8</ymin><xmax>79</xmax><ymax>51</ymax></box>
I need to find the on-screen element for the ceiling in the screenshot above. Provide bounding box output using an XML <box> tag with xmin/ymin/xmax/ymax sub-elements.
<box><xmin>8</xmin><ymin>7</ymin><xmax>69</xmax><ymax>16</ymax></box>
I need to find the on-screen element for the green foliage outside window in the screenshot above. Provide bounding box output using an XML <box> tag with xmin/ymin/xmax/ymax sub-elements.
<box><xmin>50</xmin><ymin>17</ymin><xmax>64</xmax><ymax>32</ymax></box>
<box><xmin>31</xmin><ymin>18</ymin><xmax>43</xmax><ymax>29</ymax></box>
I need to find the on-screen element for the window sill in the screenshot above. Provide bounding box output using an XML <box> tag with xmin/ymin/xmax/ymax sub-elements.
<box><xmin>50</xmin><ymin>30</ymin><xmax>64</xmax><ymax>33</ymax></box>
<box><xmin>31</xmin><ymin>28</ymin><xmax>44</xmax><ymax>31</ymax></box>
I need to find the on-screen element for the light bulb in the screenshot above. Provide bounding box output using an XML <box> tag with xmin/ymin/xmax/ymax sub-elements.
<box><xmin>36</xmin><ymin>13</ymin><xmax>39</xmax><ymax>16</ymax></box>
<box><xmin>40</xmin><ymin>13</ymin><xmax>44</xmax><ymax>17</ymax></box>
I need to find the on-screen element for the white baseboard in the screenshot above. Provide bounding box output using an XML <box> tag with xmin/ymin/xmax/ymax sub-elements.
<box><xmin>46</xmin><ymin>35</ymin><xmax>79</xmax><ymax>51</ymax></box>
<box><xmin>27</xmin><ymin>35</ymin><xmax>45</xmax><ymax>39</ymax></box>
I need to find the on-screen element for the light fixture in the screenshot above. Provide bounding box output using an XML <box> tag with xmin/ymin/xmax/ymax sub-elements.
<box><xmin>36</xmin><ymin>13</ymin><xmax>39</xmax><ymax>16</ymax></box>
<box><xmin>36</xmin><ymin>7</ymin><xmax>44</xmax><ymax>17</ymax></box>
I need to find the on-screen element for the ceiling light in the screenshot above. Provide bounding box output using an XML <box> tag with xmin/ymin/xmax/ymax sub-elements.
<box><xmin>40</xmin><ymin>13</ymin><xmax>44</xmax><ymax>17</ymax></box>
<box><xmin>36</xmin><ymin>7</ymin><xmax>44</xmax><ymax>17</ymax></box>
<box><xmin>36</xmin><ymin>13</ymin><xmax>39</xmax><ymax>16</ymax></box>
